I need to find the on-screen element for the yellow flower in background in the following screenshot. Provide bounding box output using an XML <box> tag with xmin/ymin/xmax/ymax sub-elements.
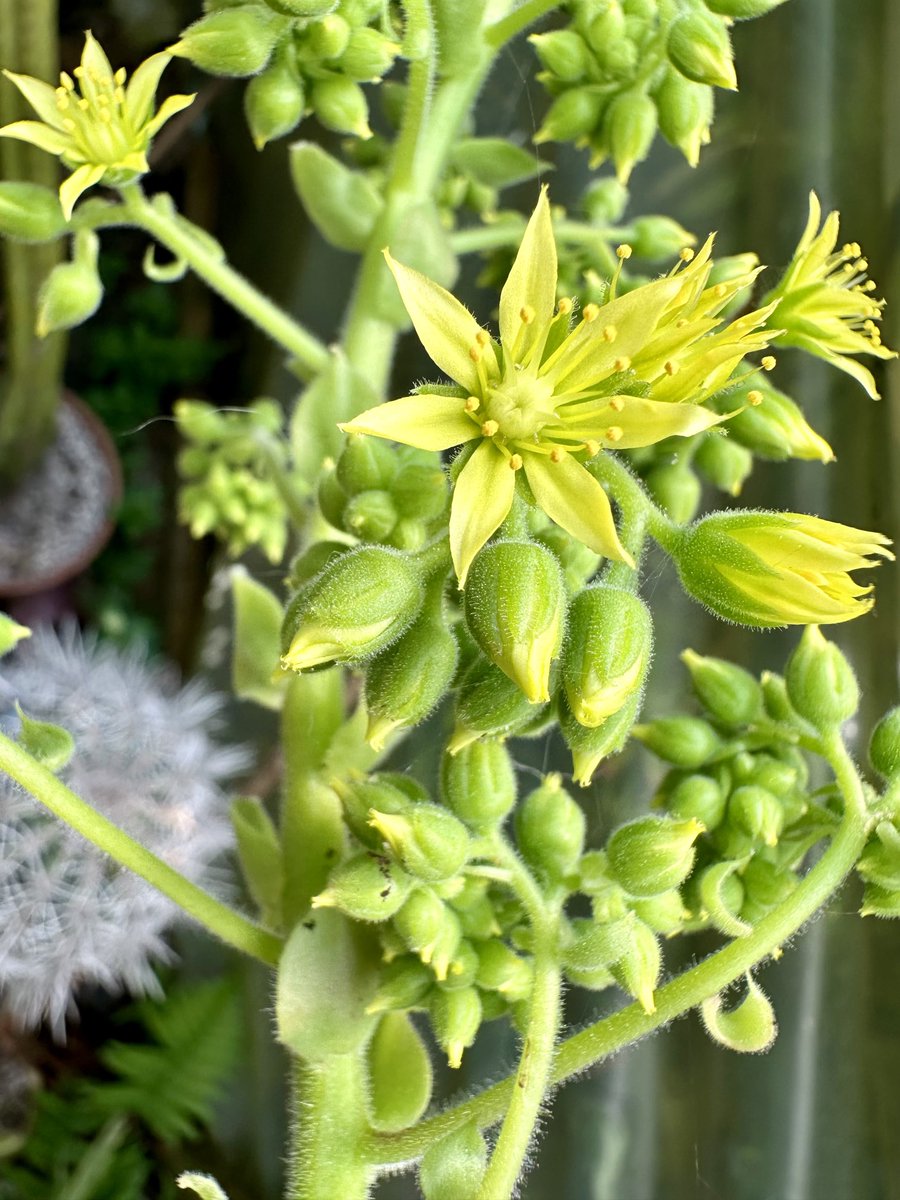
<box><xmin>343</xmin><ymin>189</ymin><xmax>777</xmax><ymax>585</ymax></box>
<box><xmin>764</xmin><ymin>192</ymin><xmax>896</xmax><ymax>398</ymax></box>
<box><xmin>0</xmin><ymin>31</ymin><xmax>195</xmax><ymax>219</ymax></box>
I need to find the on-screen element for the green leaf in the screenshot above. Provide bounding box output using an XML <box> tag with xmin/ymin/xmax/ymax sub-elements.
<box><xmin>0</xmin><ymin>613</ymin><xmax>30</xmax><ymax>656</ymax></box>
<box><xmin>450</xmin><ymin>137</ymin><xmax>551</xmax><ymax>188</ymax></box>
<box><xmin>367</xmin><ymin>1012</ymin><xmax>433</xmax><ymax>1132</ymax></box>
<box><xmin>289</xmin><ymin>142</ymin><xmax>384</xmax><ymax>252</ymax></box>
<box><xmin>230</xmin><ymin>796</ymin><xmax>284</xmax><ymax>929</ymax></box>
<box><xmin>230</xmin><ymin>566</ymin><xmax>286</xmax><ymax>710</ymax></box>
<box><xmin>15</xmin><ymin>704</ymin><xmax>74</xmax><ymax>773</ymax></box>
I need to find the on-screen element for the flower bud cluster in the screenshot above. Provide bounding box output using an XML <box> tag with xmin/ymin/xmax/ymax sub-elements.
<box><xmin>174</xmin><ymin>0</ymin><xmax>402</xmax><ymax>145</ymax></box>
<box><xmin>530</xmin><ymin>0</ymin><xmax>773</xmax><ymax>179</ymax></box>
<box><xmin>176</xmin><ymin>399</ymin><xmax>292</xmax><ymax>562</ymax></box>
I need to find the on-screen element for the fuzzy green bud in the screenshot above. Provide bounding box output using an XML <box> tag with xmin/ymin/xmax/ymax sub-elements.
<box><xmin>395</xmin><ymin>890</ymin><xmax>462</xmax><ymax>980</ymax></box>
<box><xmin>705</xmin><ymin>0</ymin><xmax>788</xmax><ymax>16</ymax></box>
<box><xmin>332</xmin><ymin>773</ymin><xmax>410</xmax><ymax>847</ymax></box>
<box><xmin>337</xmin><ymin>27</ymin><xmax>400</xmax><ymax>81</ymax></box>
<box><xmin>694</xmin><ymin>433</ymin><xmax>753</xmax><ymax>496</ymax></box>
<box><xmin>582</xmin><ymin>176</ymin><xmax>629</xmax><ymax>224</ymax></box>
<box><xmin>244</xmin><ymin>48</ymin><xmax>306</xmax><ymax>149</ymax></box>
<box><xmin>440</xmin><ymin>939</ymin><xmax>480</xmax><ymax>991</ymax></box>
<box><xmin>728</xmin><ymin>784</ymin><xmax>784</xmax><ymax>848</ymax></box>
<box><xmin>365</xmin><ymin>614</ymin><xmax>458</xmax><ymax>749</ymax></box>
<box><xmin>857</xmin><ymin>822</ymin><xmax>900</xmax><ymax>892</ymax></box>
<box><xmin>475</xmin><ymin>940</ymin><xmax>532</xmax><ymax>1002</ymax></box>
<box><xmin>312</xmin><ymin>852</ymin><xmax>413</xmax><ymax>922</ymax></box>
<box><xmin>741</xmin><ymin>857</ymin><xmax>797</xmax><ymax>918</ymax></box>
<box><xmin>563</xmin><ymin>586</ymin><xmax>652</xmax><ymax>729</ymax></box>
<box><xmin>343</xmin><ymin>489</ymin><xmax>398</xmax><ymax>541</ymax></box>
<box><xmin>629</xmin><ymin>215</ymin><xmax>696</xmax><ymax>261</ymax></box>
<box><xmin>305</xmin><ymin>14</ymin><xmax>352</xmax><ymax>59</ymax></box>
<box><xmin>529</xmin><ymin>30</ymin><xmax>592</xmax><ymax>81</ymax></box>
<box><xmin>785</xmin><ymin>625</ymin><xmax>859</xmax><ymax>730</ymax></box>
<box><xmin>317</xmin><ymin>463</ymin><xmax>350</xmax><ymax>528</ymax></box>
<box><xmin>632</xmin><ymin>889</ymin><xmax>691</xmax><ymax>936</ymax></box>
<box><xmin>610</xmin><ymin>917</ymin><xmax>661</xmax><ymax>1013</ymax></box>
<box><xmin>450</xmin><ymin>658</ymin><xmax>544</xmax><ymax>751</ymax></box>
<box><xmin>440</xmin><ymin>740</ymin><xmax>517</xmax><ymax>830</ymax></box>
<box><xmin>392</xmin><ymin>462</ymin><xmax>449</xmax><ymax>523</ymax></box>
<box><xmin>701</xmin><ymin>974</ymin><xmax>777</xmax><ymax>1053</ymax></box>
<box><xmin>429</xmin><ymin>986</ymin><xmax>482</xmax><ymax>1068</ymax></box>
<box><xmin>515</xmin><ymin>773</ymin><xmax>586</xmax><ymax>884</ymax></box>
<box><xmin>366</xmin><ymin>956</ymin><xmax>434</xmax><ymax>1014</ymax></box>
<box><xmin>311</xmin><ymin>75</ymin><xmax>372</xmax><ymax>138</ymax></box>
<box><xmin>563</xmin><ymin>914</ymin><xmax>633</xmax><ymax>976</ymax></box>
<box><xmin>36</xmin><ymin>230</ymin><xmax>103</xmax><ymax>337</ymax></box>
<box><xmin>654</xmin><ymin>69</ymin><xmax>713</xmax><ymax>166</ymax></box>
<box><xmin>534</xmin><ymin>87</ymin><xmax>604</xmax><ymax>144</ymax></box>
<box><xmin>0</xmin><ymin>182</ymin><xmax>66</xmax><ymax>243</ymax></box>
<box><xmin>632</xmin><ymin>716</ymin><xmax>722</xmax><ymax>768</ymax></box>
<box><xmin>607</xmin><ymin>815</ymin><xmax>703</xmax><ymax>898</ymax></box>
<box><xmin>367</xmin><ymin>1010</ymin><xmax>433</xmax><ymax>1133</ymax></box>
<box><xmin>534</xmin><ymin>525</ymin><xmax>601</xmax><ymax>595</ymax></box>
<box><xmin>561</xmin><ymin>690</ymin><xmax>641</xmax><ymax>787</ymax></box>
<box><xmin>464</xmin><ymin>540</ymin><xmax>565</xmax><ymax>704</ymax></box>
<box><xmin>719</xmin><ymin>380</ymin><xmax>834</xmax><ymax>463</ymax></box>
<box><xmin>667</xmin><ymin>772</ymin><xmax>728</xmax><ymax>830</ymax></box>
<box><xmin>606</xmin><ymin>88</ymin><xmax>657</xmax><ymax>182</ymax></box>
<box><xmin>172</xmin><ymin>8</ymin><xmax>285</xmax><ymax>76</ymax></box>
<box><xmin>337</xmin><ymin>433</ymin><xmax>398</xmax><ymax>492</ymax></box>
<box><xmin>680</xmin><ymin>649</ymin><xmax>762</xmax><ymax>729</ymax></box>
<box><xmin>585</xmin><ymin>4</ymin><xmax>626</xmax><ymax>51</ymax></box>
<box><xmin>369</xmin><ymin>803</ymin><xmax>470</xmax><ymax>883</ymax></box>
<box><xmin>667</xmin><ymin>10</ymin><xmax>737</xmax><ymax>90</ymax></box>
<box><xmin>870</xmin><ymin>708</ymin><xmax>900</xmax><ymax>779</ymax></box>
<box><xmin>419</xmin><ymin>1123</ymin><xmax>488</xmax><ymax>1200</ymax></box>
<box><xmin>645</xmin><ymin>461</ymin><xmax>702</xmax><ymax>525</ymax></box>
<box><xmin>281</xmin><ymin>546</ymin><xmax>423</xmax><ymax>671</ymax></box>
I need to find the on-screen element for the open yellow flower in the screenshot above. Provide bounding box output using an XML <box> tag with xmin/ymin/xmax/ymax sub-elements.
<box><xmin>764</xmin><ymin>192</ymin><xmax>896</xmax><ymax>398</ymax></box>
<box><xmin>342</xmin><ymin>189</ymin><xmax>777</xmax><ymax>584</ymax></box>
<box><xmin>0</xmin><ymin>31</ymin><xmax>195</xmax><ymax>219</ymax></box>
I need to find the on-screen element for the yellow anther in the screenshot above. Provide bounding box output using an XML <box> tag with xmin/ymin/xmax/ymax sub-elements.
<box><xmin>62</xmin><ymin>118</ymin><xmax>76</xmax><ymax>131</ymax></box>
<box><xmin>60</xmin><ymin>72</ymin><xmax>75</xmax><ymax>90</ymax></box>
<box><xmin>464</xmin><ymin>396</ymin><xmax>480</xmax><ymax>413</ymax></box>
<box><xmin>557</xmin><ymin>297</ymin><xmax>573</xmax><ymax>315</ymax></box>
<box><xmin>761</xmin><ymin>355</ymin><xmax>777</xmax><ymax>371</ymax></box>
<box><xmin>664</xmin><ymin>360</ymin><xmax>679</xmax><ymax>376</ymax></box>
<box><xmin>602</xmin><ymin>324</ymin><xmax>617</xmax><ymax>343</ymax></box>
<box><xmin>616</xmin><ymin>244</ymin><xmax>633</xmax><ymax>260</ymax></box>
<box><xmin>676</xmin><ymin>317</ymin><xmax>689</xmax><ymax>328</ymax></box>
<box><xmin>843</xmin><ymin>262</ymin><xmax>856</xmax><ymax>274</ymax></box>
<box><xmin>78</xmin><ymin>97</ymin><xmax>90</xmax><ymax>110</ymax></box>
<box><xmin>582</xmin><ymin>303</ymin><xmax>600</xmax><ymax>323</ymax></box>
<box><xmin>481</xmin><ymin>419</ymin><xmax>499</xmax><ymax>437</ymax></box>
<box><xmin>73</xmin><ymin>66</ymin><xmax>85</xmax><ymax>78</ymax></box>
<box><xmin>114</xmin><ymin>67</ymin><xmax>127</xmax><ymax>85</ymax></box>
<box><xmin>864</xmin><ymin>319</ymin><xmax>877</xmax><ymax>331</ymax></box>
<box><xmin>549</xmin><ymin>447</ymin><xmax>564</xmax><ymax>463</ymax></box>
<box><xmin>519</xmin><ymin>304</ymin><xmax>535</xmax><ymax>325</ymax></box>
<box><xmin>605</xmin><ymin>426</ymin><xmax>624</xmax><ymax>442</ymax></box>
<box><xmin>679</xmin><ymin>247</ymin><xmax>695</xmax><ymax>262</ymax></box>
<box><xmin>476</xmin><ymin>329</ymin><xmax>491</xmax><ymax>347</ymax></box>
<box><xmin>584</xmin><ymin>439</ymin><xmax>600</xmax><ymax>457</ymax></box>
<box><xmin>469</xmin><ymin>345</ymin><xmax>482</xmax><ymax>363</ymax></box>
<box><xmin>863</xmin><ymin>280</ymin><xmax>878</xmax><ymax>292</ymax></box>
<box><xmin>56</xmin><ymin>94</ymin><xmax>69</xmax><ymax>110</ymax></box>
<box><xmin>509</xmin><ymin>453</ymin><xmax>523</xmax><ymax>470</ymax></box>
<box><xmin>712</xmin><ymin>283</ymin><xmax>728</xmax><ymax>298</ymax></box>
<box><xmin>747</xmin><ymin>389</ymin><xmax>764</xmax><ymax>406</ymax></box>
<box><xmin>855</xmin><ymin>259</ymin><xmax>868</xmax><ymax>272</ymax></box>
<box><xmin>614</xmin><ymin>356</ymin><xmax>631</xmax><ymax>371</ymax></box>
<box><xmin>609</xmin><ymin>397</ymin><xmax>625</xmax><ymax>412</ymax></box>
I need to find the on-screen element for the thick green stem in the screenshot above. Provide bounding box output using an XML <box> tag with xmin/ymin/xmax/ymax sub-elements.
<box><xmin>288</xmin><ymin>1054</ymin><xmax>373</xmax><ymax>1200</ymax></box>
<box><xmin>368</xmin><ymin>733</ymin><xmax>869</xmax><ymax>1164</ymax></box>
<box><xmin>0</xmin><ymin>732</ymin><xmax>283</xmax><ymax>966</ymax></box>
<box><xmin>117</xmin><ymin>184</ymin><xmax>329</xmax><ymax>378</ymax></box>
<box><xmin>484</xmin><ymin>0</ymin><xmax>563</xmax><ymax>49</ymax></box>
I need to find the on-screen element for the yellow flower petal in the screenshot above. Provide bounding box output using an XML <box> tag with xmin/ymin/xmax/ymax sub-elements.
<box><xmin>1</xmin><ymin>70</ymin><xmax>67</xmax><ymax>130</ymax></box>
<box><xmin>81</xmin><ymin>30</ymin><xmax>116</xmax><ymax>89</ymax></box>
<box><xmin>341</xmin><ymin>394</ymin><xmax>480</xmax><ymax>452</ymax></box>
<box><xmin>124</xmin><ymin>51</ymin><xmax>172</xmax><ymax>128</ymax></box>
<box><xmin>560</xmin><ymin>395</ymin><xmax>727</xmax><ymax>449</ymax></box>
<box><xmin>59</xmin><ymin>163</ymin><xmax>105</xmax><ymax>220</ymax></box>
<box><xmin>384</xmin><ymin>250</ymin><xmax>487</xmax><ymax>394</ymax></box>
<box><xmin>450</xmin><ymin>441</ymin><xmax>515</xmax><ymax>586</ymax></box>
<box><xmin>498</xmin><ymin>186</ymin><xmax>557</xmax><ymax>365</ymax></box>
<box><xmin>0</xmin><ymin>119</ymin><xmax>72</xmax><ymax>155</ymax></box>
<box><xmin>523</xmin><ymin>453</ymin><xmax>632</xmax><ymax>565</ymax></box>
<box><xmin>145</xmin><ymin>91</ymin><xmax>196</xmax><ymax>137</ymax></box>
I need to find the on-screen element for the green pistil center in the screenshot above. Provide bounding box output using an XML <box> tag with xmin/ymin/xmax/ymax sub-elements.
<box><xmin>483</xmin><ymin>372</ymin><xmax>556</xmax><ymax>441</ymax></box>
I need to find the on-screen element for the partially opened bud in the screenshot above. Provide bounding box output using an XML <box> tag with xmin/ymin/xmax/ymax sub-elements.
<box><xmin>369</xmin><ymin>803</ymin><xmax>470</xmax><ymax>883</ymax></box>
<box><xmin>667</xmin><ymin>10</ymin><xmax>737</xmax><ymax>90</ymax></box>
<box><xmin>563</xmin><ymin>586</ymin><xmax>652</xmax><ymax>728</ymax></box>
<box><xmin>429</xmin><ymin>986</ymin><xmax>482</xmax><ymax>1069</ymax></box>
<box><xmin>607</xmin><ymin>815</ymin><xmax>704</xmax><ymax>898</ymax></box>
<box><xmin>718</xmin><ymin>380</ymin><xmax>834</xmax><ymax>463</ymax></box>
<box><xmin>332</xmin><ymin>773</ymin><xmax>410</xmax><ymax>847</ymax></box>
<box><xmin>172</xmin><ymin>8</ymin><xmax>284</xmax><ymax>76</ymax></box>
<box><xmin>785</xmin><ymin>625</ymin><xmax>859</xmax><ymax>730</ymax></box>
<box><xmin>610</xmin><ymin>917</ymin><xmax>661</xmax><ymax>1013</ymax></box>
<box><xmin>36</xmin><ymin>231</ymin><xmax>103</xmax><ymax>337</ymax></box>
<box><xmin>515</xmin><ymin>773</ymin><xmax>586</xmax><ymax>884</ymax></box>
<box><xmin>312</xmin><ymin>852</ymin><xmax>413</xmax><ymax>922</ymax></box>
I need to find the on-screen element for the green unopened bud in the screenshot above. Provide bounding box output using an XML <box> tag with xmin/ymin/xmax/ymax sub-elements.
<box><xmin>332</xmin><ymin>773</ymin><xmax>410</xmax><ymax>847</ymax></box>
<box><xmin>529</xmin><ymin>30</ymin><xmax>592</xmax><ymax>81</ymax></box>
<box><xmin>395</xmin><ymin>890</ymin><xmax>462</xmax><ymax>980</ymax></box>
<box><xmin>343</xmin><ymin>489</ymin><xmax>398</xmax><ymax>541</ymax></box>
<box><xmin>172</xmin><ymin>8</ymin><xmax>284</xmax><ymax>76</ymax></box>
<box><xmin>450</xmin><ymin>657</ymin><xmax>544</xmax><ymax>751</ymax></box>
<box><xmin>860</xmin><ymin>883</ymin><xmax>900</xmax><ymax>918</ymax></box>
<box><xmin>705</xmin><ymin>0</ymin><xmax>788</xmax><ymax>16</ymax></box>
<box><xmin>582</xmin><ymin>176</ymin><xmax>628</xmax><ymax>224</ymax></box>
<box><xmin>367</xmin><ymin>1010</ymin><xmax>433</xmax><ymax>1133</ymax></box>
<box><xmin>440</xmin><ymin>939</ymin><xmax>480</xmax><ymax>990</ymax></box>
<box><xmin>667</xmin><ymin>772</ymin><xmax>728</xmax><ymax>831</ymax></box>
<box><xmin>701</xmin><ymin>973</ymin><xmax>777</xmax><ymax>1053</ymax></box>
<box><xmin>281</xmin><ymin>546</ymin><xmax>423</xmax><ymax>671</ymax></box>
<box><xmin>311</xmin><ymin>75</ymin><xmax>372</xmax><ymax>138</ymax></box>
<box><xmin>312</xmin><ymin>852</ymin><xmax>413</xmax><ymax>922</ymax></box>
<box><xmin>561</xmin><ymin>690</ymin><xmax>641</xmax><ymax>787</ymax></box>
<box><xmin>585</xmin><ymin>4</ymin><xmax>627</xmax><ymax>51</ymax></box>
<box><xmin>366</xmin><ymin>614</ymin><xmax>458</xmax><ymax>749</ymax></box>
<box><xmin>632</xmin><ymin>889</ymin><xmax>691</xmax><ymax>935</ymax></box>
<box><xmin>632</xmin><ymin>716</ymin><xmax>722</xmax><ymax>768</ymax></box>
<box><xmin>760</xmin><ymin>670</ymin><xmax>798</xmax><ymax>724</ymax></box>
<box><xmin>563</xmin><ymin>914</ymin><xmax>633</xmax><ymax>975</ymax></box>
<box><xmin>605</xmin><ymin>88</ymin><xmax>657</xmax><ymax>182</ymax></box>
<box><xmin>392</xmin><ymin>462</ymin><xmax>449</xmax><ymax>523</ymax></box>
<box><xmin>337</xmin><ymin>433</ymin><xmax>398</xmax><ymax>492</ymax></box>
<box><xmin>440</xmin><ymin>740</ymin><xmax>517</xmax><ymax>829</ymax></box>
<box><xmin>728</xmin><ymin>784</ymin><xmax>783</xmax><ymax>847</ymax></box>
<box><xmin>534</xmin><ymin>87</ymin><xmax>604</xmax><ymax>144</ymax></box>
<box><xmin>429</xmin><ymin>985</ymin><xmax>482</xmax><ymax>1068</ymax></box>
<box><xmin>266</xmin><ymin>0</ymin><xmax>336</xmax><ymax>14</ymax></box>
<box><xmin>475</xmin><ymin>940</ymin><xmax>532</xmax><ymax>1001</ymax></box>
<box><xmin>694</xmin><ymin>433</ymin><xmax>753</xmax><ymax>496</ymax></box>
<box><xmin>419</xmin><ymin>1123</ymin><xmax>487</xmax><ymax>1200</ymax></box>
<box><xmin>607</xmin><ymin>815</ymin><xmax>704</xmax><ymax>898</ymax></box>
<box><xmin>785</xmin><ymin>625</ymin><xmax>859</xmax><ymax>730</ymax></box>
<box><xmin>654</xmin><ymin>69</ymin><xmax>713</xmax><ymax>166</ymax></box>
<box><xmin>681</xmin><ymin>649</ymin><xmax>762</xmax><ymax>729</ymax></box>
<box><xmin>245</xmin><ymin>47</ymin><xmax>306</xmax><ymax>149</ymax></box>
<box><xmin>36</xmin><ymin>230</ymin><xmax>102</xmax><ymax>337</ymax></box>
<box><xmin>870</xmin><ymin>708</ymin><xmax>900</xmax><ymax>779</ymax></box>
<box><xmin>515</xmin><ymin>773</ymin><xmax>586</xmax><ymax>884</ymax></box>
<box><xmin>563</xmin><ymin>586</ymin><xmax>652</xmax><ymax>728</ymax></box>
<box><xmin>629</xmin><ymin>215</ymin><xmax>696</xmax><ymax>261</ymax></box>
<box><xmin>337</xmin><ymin>27</ymin><xmax>400</xmax><ymax>80</ymax></box>
<box><xmin>286</xmin><ymin>540</ymin><xmax>347</xmax><ymax>589</ymax></box>
<box><xmin>610</xmin><ymin>917</ymin><xmax>661</xmax><ymax>1013</ymax></box>
<box><xmin>317</xmin><ymin>463</ymin><xmax>350</xmax><ymax>528</ymax></box>
<box><xmin>464</xmin><ymin>541</ymin><xmax>565</xmax><ymax>704</ymax></box>
<box><xmin>305</xmin><ymin>13</ymin><xmax>352</xmax><ymax>59</ymax></box>
<box><xmin>667</xmin><ymin>11</ymin><xmax>737</xmax><ymax>90</ymax></box>
<box><xmin>645</xmin><ymin>461</ymin><xmax>702</xmax><ymax>524</ymax></box>
<box><xmin>740</xmin><ymin>857</ymin><xmax>796</xmax><ymax>921</ymax></box>
<box><xmin>697</xmin><ymin>861</ymin><xmax>750</xmax><ymax>937</ymax></box>
<box><xmin>369</xmin><ymin>803</ymin><xmax>470</xmax><ymax>883</ymax></box>
<box><xmin>0</xmin><ymin>182</ymin><xmax>66</xmax><ymax>242</ymax></box>
<box><xmin>720</xmin><ymin>380</ymin><xmax>834</xmax><ymax>463</ymax></box>
<box><xmin>450</xmin><ymin>878</ymin><xmax>501</xmax><ymax>941</ymax></box>
<box><xmin>366</xmin><ymin>956</ymin><xmax>434</xmax><ymax>1014</ymax></box>
<box><xmin>857</xmin><ymin>822</ymin><xmax>900</xmax><ymax>892</ymax></box>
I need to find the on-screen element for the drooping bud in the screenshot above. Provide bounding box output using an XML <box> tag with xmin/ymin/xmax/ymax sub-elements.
<box><xmin>419</xmin><ymin>1123</ymin><xmax>487</xmax><ymax>1200</ymax></box>
<box><xmin>440</xmin><ymin>740</ymin><xmax>517</xmax><ymax>830</ymax></box>
<box><xmin>727</xmin><ymin>784</ymin><xmax>784</xmax><ymax>848</ymax></box>
<box><xmin>785</xmin><ymin>625</ymin><xmax>859</xmax><ymax>730</ymax></box>
<box><xmin>514</xmin><ymin>773</ymin><xmax>586</xmax><ymax>885</ymax></box>
<box><xmin>365</xmin><ymin>611</ymin><xmax>458</xmax><ymax>749</ymax></box>
<box><xmin>475</xmin><ymin>940</ymin><xmax>533</xmax><ymax>1002</ymax></box>
<box><xmin>644</xmin><ymin>461</ymin><xmax>702</xmax><ymax>525</ymax></box>
<box><xmin>464</xmin><ymin>541</ymin><xmax>565</xmax><ymax>704</ymax></box>
<box><xmin>667</xmin><ymin>10</ymin><xmax>737</xmax><ymax>90</ymax></box>
<box><xmin>697</xmin><ymin>861</ymin><xmax>750</xmax><ymax>938</ymax></box>
<box><xmin>528</xmin><ymin>30</ymin><xmax>592</xmax><ymax>80</ymax></box>
<box><xmin>653</xmin><ymin>69</ymin><xmax>713</xmax><ymax>166</ymax></box>
<box><xmin>366</xmin><ymin>956</ymin><xmax>434</xmax><ymax>1014</ymax></box>
<box><xmin>667</xmin><ymin>772</ymin><xmax>728</xmax><ymax>831</ymax></box>
<box><xmin>631</xmin><ymin>716</ymin><xmax>722</xmax><ymax>768</ymax></box>
<box><xmin>534</xmin><ymin>87</ymin><xmax>604</xmax><ymax>144</ymax></box>
<box><xmin>607</xmin><ymin>815</ymin><xmax>704</xmax><ymax>898</ymax></box>
<box><xmin>311</xmin><ymin>76</ymin><xmax>372</xmax><ymax>138</ymax></box>
<box><xmin>244</xmin><ymin>45</ymin><xmax>306</xmax><ymax>149</ymax></box>
<box><xmin>312</xmin><ymin>852</ymin><xmax>412</xmax><ymax>922</ymax></box>
<box><xmin>680</xmin><ymin>649</ymin><xmax>762</xmax><ymax>729</ymax></box>
<box><xmin>561</xmin><ymin>689</ymin><xmax>641</xmax><ymax>787</ymax></box>
<box><xmin>563</xmin><ymin>585</ymin><xmax>652</xmax><ymax>728</ymax></box>
<box><xmin>694</xmin><ymin>433</ymin><xmax>754</xmax><ymax>497</ymax></box>
<box><xmin>870</xmin><ymin>708</ymin><xmax>900</xmax><ymax>779</ymax></box>
<box><xmin>369</xmin><ymin>803</ymin><xmax>471</xmax><ymax>883</ymax></box>
<box><xmin>36</xmin><ymin>230</ymin><xmax>103</xmax><ymax>337</ymax></box>
<box><xmin>450</xmin><ymin>656</ymin><xmax>547</xmax><ymax>751</ymax></box>
<box><xmin>336</xmin><ymin>27</ymin><xmax>400</xmax><ymax>81</ymax></box>
<box><xmin>281</xmin><ymin>546</ymin><xmax>423</xmax><ymax>671</ymax></box>
<box><xmin>605</xmin><ymin>88</ymin><xmax>657</xmax><ymax>182</ymax></box>
<box><xmin>700</xmin><ymin>973</ymin><xmax>777</xmax><ymax>1053</ymax></box>
<box><xmin>610</xmin><ymin>917</ymin><xmax>662</xmax><ymax>1013</ymax></box>
<box><xmin>429</xmin><ymin>986</ymin><xmax>482</xmax><ymax>1068</ymax></box>
<box><xmin>172</xmin><ymin>8</ymin><xmax>285</xmax><ymax>76</ymax></box>
<box><xmin>394</xmin><ymin>890</ymin><xmax>462</xmax><ymax>980</ymax></box>
<box><xmin>0</xmin><ymin>182</ymin><xmax>66</xmax><ymax>242</ymax></box>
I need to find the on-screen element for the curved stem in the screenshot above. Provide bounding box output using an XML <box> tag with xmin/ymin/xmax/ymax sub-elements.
<box><xmin>591</xmin><ymin>451</ymin><xmax>679</xmax><ymax>555</ymax></box>
<box><xmin>484</xmin><ymin>0</ymin><xmax>563</xmax><ymax>50</ymax></box>
<box><xmin>0</xmin><ymin>732</ymin><xmax>283</xmax><ymax>967</ymax></box>
<box><xmin>287</xmin><ymin>1054</ymin><xmax>373</xmax><ymax>1200</ymax></box>
<box><xmin>368</xmin><ymin>732</ymin><xmax>868</xmax><ymax>1164</ymax></box>
<box><xmin>117</xmin><ymin>184</ymin><xmax>329</xmax><ymax>379</ymax></box>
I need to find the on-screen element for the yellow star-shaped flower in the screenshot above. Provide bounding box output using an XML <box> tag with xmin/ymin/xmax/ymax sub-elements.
<box><xmin>343</xmin><ymin>189</ymin><xmax>777</xmax><ymax>585</ymax></box>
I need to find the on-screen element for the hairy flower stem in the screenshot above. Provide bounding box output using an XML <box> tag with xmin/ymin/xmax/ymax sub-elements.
<box><xmin>366</xmin><ymin>732</ymin><xmax>869</xmax><ymax>1165</ymax></box>
<box><xmin>484</xmin><ymin>0</ymin><xmax>563</xmax><ymax>49</ymax></box>
<box><xmin>117</xmin><ymin>183</ymin><xmax>329</xmax><ymax>378</ymax></box>
<box><xmin>288</xmin><ymin>1054</ymin><xmax>373</xmax><ymax>1200</ymax></box>
<box><xmin>0</xmin><ymin>732</ymin><xmax>283</xmax><ymax>966</ymax></box>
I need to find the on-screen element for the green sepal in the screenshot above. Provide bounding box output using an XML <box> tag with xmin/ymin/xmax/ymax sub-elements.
<box><xmin>15</xmin><ymin>703</ymin><xmax>74</xmax><ymax>773</ymax></box>
<box><xmin>700</xmin><ymin>973</ymin><xmax>777</xmax><ymax>1053</ymax></box>
<box><xmin>366</xmin><ymin>1011</ymin><xmax>433</xmax><ymax>1132</ymax></box>
<box><xmin>231</xmin><ymin>566</ymin><xmax>287</xmax><ymax>710</ymax></box>
<box><xmin>230</xmin><ymin>796</ymin><xmax>284</xmax><ymax>930</ymax></box>
<box><xmin>697</xmin><ymin>860</ymin><xmax>751</xmax><ymax>938</ymax></box>
<box><xmin>290</xmin><ymin>142</ymin><xmax>384</xmax><ymax>252</ymax></box>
